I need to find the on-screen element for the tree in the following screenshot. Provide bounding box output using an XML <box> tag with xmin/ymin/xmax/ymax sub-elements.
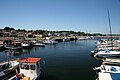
<box><xmin>10</xmin><ymin>27</ymin><xmax>15</xmax><ymax>30</ymax></box>
<box><xmin>4</xmin><ymin>27</ymin><xmax>10</xmax><ymax>32</ymax></box>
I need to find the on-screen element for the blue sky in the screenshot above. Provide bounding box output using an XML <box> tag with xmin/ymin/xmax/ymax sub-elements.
<box><xmin>0</xmin><ymin>0</ymin><xmax>120</xmax><ymax>34</ymax></box>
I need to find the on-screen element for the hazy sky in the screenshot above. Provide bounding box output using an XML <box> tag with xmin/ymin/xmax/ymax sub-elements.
<box><xmin>0</xmin><ymin>0</ymin><xmax>120</xmax><ymax>33</ymax></box>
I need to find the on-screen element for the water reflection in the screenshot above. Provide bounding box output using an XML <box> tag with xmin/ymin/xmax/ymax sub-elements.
<box><xmin>3</xmin><ymin>48</ymin><xmax>34</xmax><ymax>58</ymax></box>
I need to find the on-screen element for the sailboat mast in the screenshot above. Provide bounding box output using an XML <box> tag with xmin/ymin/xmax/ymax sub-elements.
<box><xmin>107</xmin><ymin>8</ymin><xmax>112</xmax><ymax>42</ymax></box>
<box><xmin>107</xmin><ymin>8</ymin><xmax>113</xmax><ymax>50</ymax></box>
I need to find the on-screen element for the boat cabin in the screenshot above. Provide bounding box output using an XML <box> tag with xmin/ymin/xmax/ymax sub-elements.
<box><xmin>17</xmin><ymin>58</ymin><xmax>41</xmax><ymax>80</ymax></box>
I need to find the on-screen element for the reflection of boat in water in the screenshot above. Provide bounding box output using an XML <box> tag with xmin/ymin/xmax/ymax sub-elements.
<box><xmin>9</xmin><ymin>57</ymin><xmax>43</xmax><ymax>80</ymax></box>
<box><xmin>0</xmin><ymin>59</ymin><xmax>19</xmax><ymax>79</ymax></box>
<box><xmin>4</xmin><ymin>48</ymin><xmax>32</xmax><ymax>57</ymax></box>
<box><xmin>4</xmin><ymin>49</ymin><xmax>23</xmax><ymax>57</ymax></box>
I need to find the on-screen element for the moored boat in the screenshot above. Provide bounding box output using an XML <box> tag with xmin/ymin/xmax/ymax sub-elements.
<box><xmin>34</xmin><ymin>42</ymin><xmax>45</xmax><ymax>47</ymax></box>
<box><xmin>0</xmin><ymin>59</ymin><xmax>19</xmax><ymax>79</ymax></box>
<box><xmin>21</xmin><ymin>41</ymin><xmax>33</xmax><ymax>48</ymax></box>
<box><xmin>9</xmin><ymin>57</ymin><xmax>43</xmax><ymax>80</ymax></box>
<box><xmin>92</xmin><ymin>50</ymin><xmax>120</xmax><ymax>58</ymax></box>
<box><xmin>4</xmin><ymin>44</ymin><xmax>22</xmax><ymax>50</ymax></box>
<box><xmin>94</xmin><ymin>62</ymin><xmax>120</xmax><ymax>80</ymax></box>
<box><xmin>44</xmin><ymin>40</ymin><xmax>58</xmax><ymax>44</ymax></box>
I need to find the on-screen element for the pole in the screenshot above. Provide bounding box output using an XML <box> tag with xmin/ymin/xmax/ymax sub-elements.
<box><xmin>107</xmin><ymin>8</ymin><xmax>113</xmax><ymax>50</ymax></box>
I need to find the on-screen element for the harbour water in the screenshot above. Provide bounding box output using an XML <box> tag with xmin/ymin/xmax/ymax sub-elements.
<box><xmin>0</xmin><ymin>40</ymin><xmax>101</xmax><ymax>80</ymax></box>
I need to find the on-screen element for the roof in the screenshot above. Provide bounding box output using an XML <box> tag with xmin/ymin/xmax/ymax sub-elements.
<box><xmin>18</xmin><ymin>57</ymin><xmax>41</xmax><ymax>63</ymax></box>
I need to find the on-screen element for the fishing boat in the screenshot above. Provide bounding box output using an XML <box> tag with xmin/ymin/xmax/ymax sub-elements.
<box><xmin>94</xmin><ymin>62</ymin><xmax>120</xmax><ymax>80</ymax></box>
<box><xmin>9</xmin><ymin>57</ymin><xmax>42</xmax><ymax>80</ymax></box>
<box><xmin>0</xmin><ymin>59</ymin><xmax>19</xmax><ymax>79</ymax></box>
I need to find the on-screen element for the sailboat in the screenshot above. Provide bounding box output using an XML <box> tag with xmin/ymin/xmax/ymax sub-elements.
<box><xmin>92</xmin><ymin>8</ymin><xmax>120</xmax><ymax>57</ymax></box>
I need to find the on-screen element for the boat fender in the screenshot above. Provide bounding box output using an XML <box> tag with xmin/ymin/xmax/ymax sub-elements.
<box><xmin>16</xmin><ymin>73</ymin><xmax>23</xmax><ymax>79</ymax></box>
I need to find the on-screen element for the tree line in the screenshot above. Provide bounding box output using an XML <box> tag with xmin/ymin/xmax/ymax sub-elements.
<box><xmin>3</xmin><ymin>27</ymin><xmax>104</xmax><ymax>36</ymax></box>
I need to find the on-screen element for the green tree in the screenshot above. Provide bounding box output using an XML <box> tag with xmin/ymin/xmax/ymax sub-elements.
<box><xmin>4</xmin><ymin>27</ymin><xmax>10</xmax><ymax>32</ymax></box>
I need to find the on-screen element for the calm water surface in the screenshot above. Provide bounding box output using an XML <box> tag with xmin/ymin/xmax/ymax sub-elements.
<box><xmin>0</xmin><ymin>40</ymin><xmax>101</xmax><ymax>80</ymax></box>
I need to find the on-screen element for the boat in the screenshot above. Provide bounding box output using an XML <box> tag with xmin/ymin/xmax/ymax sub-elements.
<box><xmin>103</xmin><ymin>57</ymin><xmax>120</xmax><ymax>63</ymax></box>
<box><xmin>44</xmin><ymin>40</ymin><xmax>58</xmax><ymax>44</ymax></box>
<box><xmin>78</xmin><ymin>37</ymin><xmax>86</xmax><ymax>40</ymax></box>
<box><xmin>96</xmin><ymin>39</ymin><xmax>112</xmax><ymax>46</ymax></box>
<box><xmin>97</xmin><ymin>45</ymin><xmax>120</xmax><ymax>51</ymax></box>
<box><xmin>9</xmin><ymin>57</ymin><xmax>42</xmax><ymax>80</ymax></box>
<box><xmin>94</xmin><ymin>62</ymin><xmax>120</xmax><ymax>80</ymax></box>
<box><xmin>34</xmin><ymin>41</ymin><xmax>45</xmax><ymax>47</ymax></box>
<box><xmin>4</xmin><ymin>41</ymin><xmax>22</xmax><ymax>50</ymax></box>
<box><xmin>4</xmin><ymin>44</ymin><xmax>22</xmax><ymax>50</ymax></box>
<box><xmin>92</xmin><ymin>50</ymin><xmax>120</xmax><ymax>57</ymax></box>
<box><xmin>0</xmin><ymin>59</ymin><xmax>19</xmax><ymax>79</ymax></box>
<box><xmin>21</xmin><ymin>41</ymin><xmax>33</xmax><ymax>48</ymax></box>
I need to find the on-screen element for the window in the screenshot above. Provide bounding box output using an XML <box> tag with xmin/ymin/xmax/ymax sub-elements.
<box><xmin>20</xmin><ymin>63</ymin><xmax>24</xmax><ymax>69</ymax></box>
<box><xmin>24</xmin><ymin>64</ymin><xmax>29</xmax><ymax>70</ymax></box>
<box><xmin>30</xmin><ymin>65</ymin><xmax>35</xmax><ymax>70</ymax></box>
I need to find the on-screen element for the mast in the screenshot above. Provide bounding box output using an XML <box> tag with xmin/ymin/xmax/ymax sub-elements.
<box><xmin>107</xmin><ymin>8</ymin><xmax>113</xmax><ymax>49</ymax></box>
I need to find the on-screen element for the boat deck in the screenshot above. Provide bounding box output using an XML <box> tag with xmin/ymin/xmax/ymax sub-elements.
<box><xmin>99</xmin><ymin>72</ymin><xmax>120</xmax><ymax>80</ymax></box>
<box><xmin>99</xmin><ymin>73</ymin><xmax>112</xmax><ymax>80</ymax></box>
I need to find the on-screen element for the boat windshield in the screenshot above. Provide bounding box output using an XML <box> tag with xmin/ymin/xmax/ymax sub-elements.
<box><xmin>30</xmin><ymin>65</ymin><xmax>35</xmax><ymax>70</ymax></box>
<box><xmin>20</xmin><ymin>63</ymin><xmax>36</xmax><ymax>70</ymax></box>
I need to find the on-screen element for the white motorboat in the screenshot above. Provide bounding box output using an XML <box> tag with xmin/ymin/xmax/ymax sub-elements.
<box><xmin>92</xmin><ymin>50</ymin><xmax>120</xmax><ymax>57</ymax></box>
<box><xmin>44</xmin><ymin>40</ymin><xmax>58</xmax><ymax>44</ymax></box>
<box><xmin>97</xmin><ymin>46</ymin><xmax>120</xmax><ymax>51</ymax></box>
<box><xmin>78</xmin><ymin>37</ymin><xmax>86</xmax><ymax>40</ymax></box>
<box><xmin>103</xmin><ymin>57</ymin><xmax>120</xmax><ymax>63</ymax></box>
<box><xmin>21</xmin><ymin>41</ymin><xmax>33</xmax><ymax>48</ymax></box>
<box><xmin>34</xmin><ymin>42</ymin><xmax>45</xmax><ymax>47</ymax></box>
<box><xmin>96</xmin><ymin>39</ymin><xmax>112</xmax><ymax>46</ymax></box>
<box><xmin>94</xmin><ymin>62</ymin><xmax>120</xmax><ymax>80</ymax></box>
